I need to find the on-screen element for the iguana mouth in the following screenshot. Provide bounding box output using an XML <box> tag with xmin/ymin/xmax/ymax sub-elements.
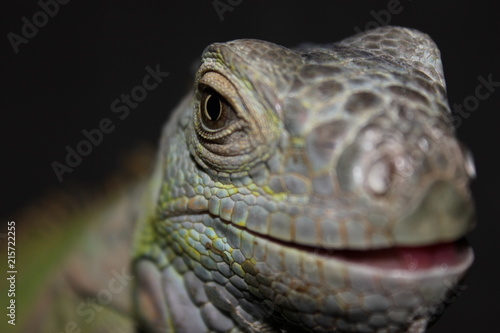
<box><xmin>231</xmin><ymin>212</ymin><xmax>473</xmax><ymax>273</ymax></box>
<box><xmin>328</xmin><ymin>239</ymin><xmax>472</xmax><ymax>272</ymax></box>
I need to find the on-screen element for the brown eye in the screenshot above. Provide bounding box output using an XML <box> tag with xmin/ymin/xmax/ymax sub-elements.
<box><xmin>200</xmin><ymin>88</ymin><xmax>234</xmax><ymax>131</ymax></box>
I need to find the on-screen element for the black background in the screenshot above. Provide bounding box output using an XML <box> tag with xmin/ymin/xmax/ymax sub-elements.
<box><xmin>1</xmin><ymin>0</ymin><xmax>499</xmax><ymax>332</ymax></box>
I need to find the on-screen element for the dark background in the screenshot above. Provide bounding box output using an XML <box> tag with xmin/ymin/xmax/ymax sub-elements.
<box><xmin>1</xmin><ymin>0</ymin><xmax>499</xmax><ymax>332</ymax></box>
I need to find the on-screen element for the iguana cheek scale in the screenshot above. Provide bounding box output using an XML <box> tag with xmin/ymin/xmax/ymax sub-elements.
<box><xmin>10</xmin><ymin>26</ymin><xmax>475</xmax><ymax>333</ymax></box>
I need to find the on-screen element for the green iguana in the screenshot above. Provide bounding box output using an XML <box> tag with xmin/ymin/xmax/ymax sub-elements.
<box><xmin>4</xmin><ymin>26</ymin><xmax>476</xmax><ymax>333</ymax></box>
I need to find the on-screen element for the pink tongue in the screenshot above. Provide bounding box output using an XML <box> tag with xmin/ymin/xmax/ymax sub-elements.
<box><xmin>337</xmin><ymin>242</ymin><xmax>459</xmax><ymax>271</ymax></box>
<box><xmin>397</xmin><ymin>243</ymin><xmax>457</xmax><ymax>270</ymax></box>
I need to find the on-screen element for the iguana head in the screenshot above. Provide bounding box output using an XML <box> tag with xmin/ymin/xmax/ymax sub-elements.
<box><xmin>139</xmin><ymin>26</ymin><xmax>475</xmax><ymax>332</ymax></box>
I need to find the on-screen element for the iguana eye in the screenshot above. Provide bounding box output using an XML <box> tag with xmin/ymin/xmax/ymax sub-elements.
<box><xmin>200</xmin><ymin>88</ymin><xmax>235</xmax><ymax>131</ymax></box>
<box><xmin>190</xmin><ymin>70</ymin><xmax>279</xmax><ymax>172</ymax></box>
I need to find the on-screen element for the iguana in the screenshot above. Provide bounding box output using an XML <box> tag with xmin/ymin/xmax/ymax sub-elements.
<box><xmin>3</xmin><ymin>26</ymin><xmax>476</xmax><ymax>333</ymax></box>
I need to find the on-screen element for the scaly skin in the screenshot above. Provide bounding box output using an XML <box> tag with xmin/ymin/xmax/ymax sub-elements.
<box><xmin>5</xmin><ymin>26</ymin><xmax>473</xmax><ymax>333</ymax></box>
<box><xmin>132</xmin><ymin>27</ymin><xmax>475</xmax><ymax>332</ymax></box>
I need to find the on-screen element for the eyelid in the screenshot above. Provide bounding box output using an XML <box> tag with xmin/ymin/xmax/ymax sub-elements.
<box><xmin>198</xmin><ymin>72</ymin><xmax>239</xmax><ymax>103</ymax></box>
